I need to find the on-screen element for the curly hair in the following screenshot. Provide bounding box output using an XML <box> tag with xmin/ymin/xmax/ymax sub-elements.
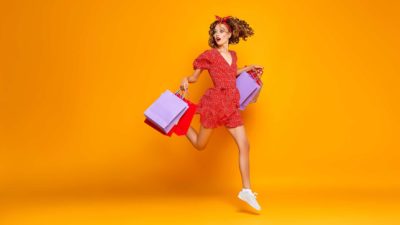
<box><xmin>208</xmin><ymin>16</ymin><xmax>254</xmax><ymax>48</ymax></box>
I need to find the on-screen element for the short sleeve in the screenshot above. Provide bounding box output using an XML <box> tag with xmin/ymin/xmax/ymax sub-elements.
<box><xmin>193</xmin><ymin>50</ymin><xmax>212</xmax><ymax>70</ymax></box>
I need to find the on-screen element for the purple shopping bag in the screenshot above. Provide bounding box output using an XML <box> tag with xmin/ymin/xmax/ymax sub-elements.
<box><xmin>236</xmin><ymin>71</ymin><xmax>263</xmax><ymax>110</ymax></box>
<box><xmin>144</xmin><ymin>90</ymin><xmax>189</xmax><ymax>134</ymax></box>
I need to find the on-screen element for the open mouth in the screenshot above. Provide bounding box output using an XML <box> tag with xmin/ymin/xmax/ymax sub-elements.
<box><xmin>215</xmin><ymin>37</ymin><xmax>221</xmax><ymax>42</ymax></box>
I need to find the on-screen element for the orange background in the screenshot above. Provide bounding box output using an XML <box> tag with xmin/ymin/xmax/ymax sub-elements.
<box><xmin>1</xmin><ymin>0</ymin><xmax>399</xmax><ymax>201</ymax></box>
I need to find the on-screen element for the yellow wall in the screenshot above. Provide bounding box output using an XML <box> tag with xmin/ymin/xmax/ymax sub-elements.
<box><xmin>1</xmin><ymin>0</ymin><xmax>399</xmax><ymax>196</ymax></box>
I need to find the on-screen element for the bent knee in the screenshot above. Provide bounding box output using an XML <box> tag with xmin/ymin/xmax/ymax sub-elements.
<box><xmin>196</xmin><ymin>143</ymin><xmax>207</xmax><ymax>151</ymax></box>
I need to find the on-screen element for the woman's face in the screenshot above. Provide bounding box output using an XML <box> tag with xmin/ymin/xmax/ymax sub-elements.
<box><xmin>213</xmin><ymin>23</ymin><xmax>231</xmax><ymax>47</ymax></box>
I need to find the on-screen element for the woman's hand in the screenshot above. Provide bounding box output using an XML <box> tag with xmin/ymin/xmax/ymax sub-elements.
<box><xmin>246</xmin><ymin>64</ymin><xmax>264</xmax><ymax>78</ymax></box>
<box><xmin>180</xmin><ymin>77</ymin><xmax>189</xmax><ymax>91</ymax></box>
<box><xmin>247</xmin><ymin>64</ymin><xmax>264</xmax><ymax>72</ymax></box>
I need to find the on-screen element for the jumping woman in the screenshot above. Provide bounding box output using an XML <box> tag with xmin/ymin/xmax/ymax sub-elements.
<box><xmin>180</xmin><ymin>15</ymin><xmax>263</xmax><ymax>211</ymax></box>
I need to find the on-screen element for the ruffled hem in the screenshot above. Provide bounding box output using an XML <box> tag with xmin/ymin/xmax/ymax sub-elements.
<box><xmin>195</xmin><ymin>88</ymin><xmax>242</xmax><ymax>128</ymax></box>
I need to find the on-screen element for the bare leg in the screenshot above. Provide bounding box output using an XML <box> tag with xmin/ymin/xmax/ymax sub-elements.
<box><xmin>185</xmin><ymin>124</ymin><xmax>214</xmax><ymax>151</ymax></box>
<box><xmin>226</xmin><ymin>125</ymin><xmax>251</xmax><ymax>189</ymax></box>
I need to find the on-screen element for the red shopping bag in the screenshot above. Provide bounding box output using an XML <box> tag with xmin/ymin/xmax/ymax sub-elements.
<box><xmin>171</xmin><ymin>95</ymin><xmax>197</xmax><ymax>136</ymax></box>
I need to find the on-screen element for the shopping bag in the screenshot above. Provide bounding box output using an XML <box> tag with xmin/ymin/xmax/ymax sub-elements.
<box><xmin>144</xmin><ymin>89</ymin><xmax>189</xmax><ymax>135</ymax></box>
<box><xmin>236</xmin><ymin>68</ymin><xmax>263</xmax><ymax>110</ymax></box>
<box><xmin>171</xmin><ymin>93</ymin><xmax>197</xmax><ymax>136</ymax></box>
<box><xmin>144</xmin><ymin>117</ymin><xmax>174</xmax><ymax>136</ymax></box>
<box><xmin>247</xmin><ymin>68</ymin><xmax>263</xmax><ymax>104</ymax></box>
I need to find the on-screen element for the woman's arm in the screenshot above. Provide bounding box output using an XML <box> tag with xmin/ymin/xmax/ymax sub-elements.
<box><xmin>236</xmin><ymin>64</ymin><xmax>264</xmax><ymax>77</ymax></box>
<box><xmin>180</xmin><ymin>69</ymin><xmax>203</xmax><ymax>90</ymax></box>
<box><xmin>236</xmin><ymin>66</ymin><xmax>251</xmax><ymax>77</ymax></box>
<box><xmin>188</xmin><ymin>68</ymin><xmax>202</xmax><ymax>83</ymax></box>
<box><xmin>236</xmin><ymin>65</ymin><xmax>264</xmax><ymax>77</ymax></box>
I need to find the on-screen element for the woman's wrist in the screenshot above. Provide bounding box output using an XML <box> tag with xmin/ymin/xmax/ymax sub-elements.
<box><xmin>244</xmin><ymin>65</ymin><xmax>253</xmax><ymax>72</ymax></box>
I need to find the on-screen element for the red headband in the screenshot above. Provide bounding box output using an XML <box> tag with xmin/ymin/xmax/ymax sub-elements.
<box><xmin>215</xmin><ymin>15</ymin><xmax>232</xmax><ymax>32</ymax></box>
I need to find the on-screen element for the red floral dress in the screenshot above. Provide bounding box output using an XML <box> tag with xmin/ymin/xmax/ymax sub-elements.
<box><xmin>193</xmin><ymin>48</ymin><xmax>243</xmax><ymax>128</ymax></box>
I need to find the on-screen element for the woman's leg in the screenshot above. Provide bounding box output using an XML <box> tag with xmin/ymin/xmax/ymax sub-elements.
<box><xmin>226</xmin><ymin>125</ymin><xmax>251</xmax><ymax>189</ymax></box>
<box><xmin>185</xmin><ymin>124</ymin><xmax>214</xmax><ymax>151</ymax></box>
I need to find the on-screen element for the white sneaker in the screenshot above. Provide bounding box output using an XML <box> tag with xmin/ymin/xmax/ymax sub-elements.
<box><xmin>238</xmin><ymin>189</ymin><xmax>261</xmax><ymax>211</ymax></box>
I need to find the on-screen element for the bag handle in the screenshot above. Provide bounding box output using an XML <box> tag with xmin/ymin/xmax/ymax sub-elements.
<box><xmin>248</xmin><ymin>68</ymin><xmax>263</xmax><ymax>85</ymax></box>
<box><xmin>253</xmin><ymin>74</ymin><xmax>263</xmax><ymax>85</ymax></box>
<box><xmin>175</xmin><ymin>88</ymin><xmax>188</xmax><ymax>99</ymax></box>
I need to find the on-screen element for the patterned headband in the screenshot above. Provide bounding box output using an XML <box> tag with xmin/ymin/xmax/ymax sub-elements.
<box><xmin>215</xmin><ymin>15</ymin><xmax>232</xmax><ymax>32</ymax></box>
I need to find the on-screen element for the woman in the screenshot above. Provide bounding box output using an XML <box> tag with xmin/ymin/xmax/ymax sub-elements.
<box><xmin>180</xmin><ymin>15</ymin><xmax>263</xmax><ymax>211</ymax></box>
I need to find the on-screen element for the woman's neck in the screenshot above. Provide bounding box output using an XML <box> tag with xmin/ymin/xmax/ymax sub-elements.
<box><xmin>216</xmin><ymin>44</ymin><xmax>229</xmax><ymax>53</ymax></box>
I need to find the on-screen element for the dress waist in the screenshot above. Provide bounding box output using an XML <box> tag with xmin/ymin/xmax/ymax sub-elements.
<box><xmin>214</xmin><ymin>86</ymin><xmax>237</xmax><ymax>90</ymax></box>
